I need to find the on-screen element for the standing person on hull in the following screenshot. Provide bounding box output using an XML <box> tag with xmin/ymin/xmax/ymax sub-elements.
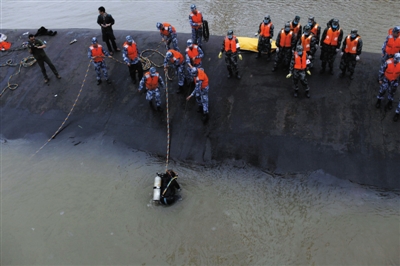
<box><xmin>156</xmin><ymin>22</ymin><xmax>180</xmax><ymax>52</ymax></box>
<box><xmin>97</xmin><ymin>6</ymin><xmax>121</xmax><ymax>56</ymax></box>
<box><xmin>164</xmin><ymin>49</ymin><xmax>186</xmax><ymax>93</ymax></box>
<box><xmin>138</xmin><ymin>67</ymin><xmax>165</xmax><ymax>112</ymax></box>
<box><xmin>186</xmin><ymin>67</ymin><xmax>210</xmax><ymax>122</ymax></box>
<box><xmin>189</xmin><ymin>4</ymin><xmax>204</xmax><ymax>48</ymax></box>
<box><xmin>287</xmin><ymin>45</ymin><xmax>311</xmax><ymax>98</ymax></box>
<box><xmin>381</xmin><ymin>26</ymin><xmax>400</xmax><ymax>66</ymax></box>
<box><xmin>255</xmin><ymin>14</ymin><xmax>274</xmax><ymax>60</ymax></box>
<box><xmin>305</xmin><ymin>16</ymin><xmax>321</xmax><ymax>44</ymax></box>
<box><xmin>122</xmin><ymin>35</ymin><xmax>143</xmax><ymax>85</ymax></box>
<box><xmin>272</xmin><ymin>22</ymin><xmax>296</xmax><ymax>72</ymax></box>
<box><xmin>218</xmin><ymin>30</ymin><xmax>242</xmax><ymax>79</ymax></box>
<box><xmin>27</xmin><ymin>34</ymin><xmax>61</xmax><ymax>84</ymax></box>
<box><xmin>376</xmin><ymin>53</ymin><xmax>400</xmax><ymax>115</ymax></box>
<box><xmin>339</xmin><ymin>29</ymin><xmax>363</xmax><ymax>80</ymax></box>
<box><xmin>297</xmin><ymin>25</ymin><xmax>318</xmax><ymax>69</ymax></box>
<box><xmin>290</xmin><ymin>15</ymin><xmax>302</xmax><ymax>43</ymax></box>
<box><xmin>319</xmin><ymin>18</ymin><xmax>343</xmax><ymax>75</ymax></box>
<box><xmin>88</xmin><ymin>37</ymin><xmax>112</xmax><ymax>85</ymax></box>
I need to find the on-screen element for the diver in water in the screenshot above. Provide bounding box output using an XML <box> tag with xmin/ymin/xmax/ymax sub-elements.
<box><xmin>159</xmin><ymin>170</ymin><xmax>181</xmax><ymax>206</ymax></box>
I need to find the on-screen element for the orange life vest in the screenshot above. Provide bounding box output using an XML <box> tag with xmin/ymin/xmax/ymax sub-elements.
<box><xmin>186</xmin><ymin>45</ymin><xmax>201</xmax><ymax>65</ymax></box>
<box><xmin>310</xmin><ymin>23</ymin><xmax>319</xmax><ymax>36</ymax></box>
<box><xmin>224</xmin><ymin>36</ymin><xmax>237</xmax><ymax>53</ymax></box>
<box><xmin>323</xmin><ymin>28</ymin><xmax>341</xmax><ymax>46</ymax></box>
<box><xmin>344</xmin><ymin>36</ymin><xmax>360</xmax><ymax>54</ymax></box>
<box><xmin>384</xmin><ymin>59</ymin><xmax>400</xmax><ymax>81</ymax></box>
<box><xmin>190</xmin><ymin>11</ymin><xmax>203</xmax><ymax>29</ymax></box>
<box><xmin>385</xmin><ymin>35</ymin><xmax>400</xmax><ymax>55</ymax></box>
<box><xmin>90</xmin><ymin>44</ymin><xmax>105</xmax><ymax>62</ymax></box>
<box><xmin>194</xmin><ymin>68</ymin><xmax>209</xmax><ymax>89</ymax></box>
<box><xmin>260</xmin><ymin>22</ymin><xmax>272</xmax><ymax>38</ymax></box>
<box><xmin>0</xmin><ymin>41</ymin><xmax>11</xmax><ymax>51</ymax></box>
<box><xmin>160</xmin><ymin>22</ymin><xmax>176</xmax><ymax>37</ymax></box>
<box><xmin>279</xmin><ymin>30</ymin><xmax>293</xmax><ymax>48</ymax></box>
<box><xmin>169</xmin><ymin>50</ymin><xmax>184</xmax><ymax>64</ymax></box>
<box><xmin>294</xmin><ymin>52</ymin><xmax>308</xmax><ymax>70</ymax></box>
<box><xmin>300</xmin><ymin>34</ymin><xmax>312</xmax><ymax>52</ymax></box>
<box><xmin>144</xmin><ymin>72</ymin><xmax>160</xmax><ymax>90</ymax></box>
<box><xmin>123</xmin><ymin>41</ymin><xmax>138</xmax><ymax>60</ymax></box>
<box><xmin>290</xmin><ymin>22</ymin><xmax>301</xmax><ymax>35</ymax></box>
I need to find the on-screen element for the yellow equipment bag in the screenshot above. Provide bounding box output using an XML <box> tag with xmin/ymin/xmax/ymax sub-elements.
<box><xmin>237</xmin><ymin>37</ymin><xmax>277</xmax><ymax>53</ymax></box>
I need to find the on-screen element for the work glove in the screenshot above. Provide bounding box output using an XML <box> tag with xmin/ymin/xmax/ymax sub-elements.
<box><xmin>276</xmin><ymin>47</ymin><xmax>279</xmax><ymax>52</ymax></box>
<box><xmin>286</xmin><ymin>73</ymin><xmax>292</xmax><ymax>78</ymax></box>
<box><xmin>308</xmin><ymin>55</ymin><xmax>312</xmax><ymax>59</ymax></box>
<box><xmin>218</xmin><ymin>52</ymin><xmax>222</xmax><ymax>59</ymax></box>
<box><xmin>238</xmin><ymin>54</ymin><xmax>243</xmax><ymax>60</ymax></box>
<box><xmin>340</xmin><ymin>52</ymin><xmax>343</xmax><ymax>56</ymax></box>
<box><xmin>306</xmin><ymin>70</ymin><xmax>311</xmax><ymax>75</ymax></box>
<box><xmin>336</xmin><ymin>48</ymin><xmax>340</xmax><ymax>53</ymax></box>
<box><xmin>356</xmin><ymin>55</ymin><xmax>360</xmax><ymax>61</ymax></box>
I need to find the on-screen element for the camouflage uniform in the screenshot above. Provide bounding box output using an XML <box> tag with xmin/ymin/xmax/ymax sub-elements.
<box><xmin>139</xmin><ymin>72</ymin><xmax>165</xmax><ymax>107</ymax></box>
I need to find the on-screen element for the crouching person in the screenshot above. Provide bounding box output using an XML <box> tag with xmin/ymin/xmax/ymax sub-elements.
<box><xmin>186</xmin><ymin>67</ymin><xmax>210</xmax><ymax>122</ymax></box>
<box><xmin>138</xmin><ymin>67</ymin><xmax>165</xmax><ymax>112</ymax></box>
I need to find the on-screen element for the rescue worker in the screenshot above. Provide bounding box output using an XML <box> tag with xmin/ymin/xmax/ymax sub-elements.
<box><xmin>305</xmin><ymin>16</ymin><xmax>321</xmax><ymax>43</ymax></box>
<box><xmin>138</xmin><ymin>67</ymin><xmax>165</xmax><ymax>112</ymax></box>
<box><xmin>319</xmin><ymin>18</ymin><xmax>343</xmax><ymax>75</ymax></box>
<box><xmin>87</xmin><ymin>37</ymin><xmax>112</xmax><ymax>85</ymax></box>
<box><xmin>122</xmin><ymin>35</ymin><xmax>143</xmax><ymax>84</ymax></box>
<box><xmin>381</xmin><ymin>26</ymin><xmax>400</xmax><ymax>65</ymax></box>
<box><xmin>218</xmin><ymin>30</ymin><xmax>242</xmax><ymax>79</ymax></box>
<box><xmin>156</xmin><ymin>22</ymin><xmax>180</xmax><ymax>52</ymax></box>
<box><xmin>185</xmin><ymin>39</ymin><xmax>204</xmax><ymax>80</ymax></box>
<box><xmin>297</xmin><ymin>25</ymin><xmax>318</xmax><ymax>69</ymax></box>
<box><xmin>97</xmin><ymin>6</ymin><xmax>120</xmax><ymax>55</ymax></box>
<box><xmin>27</xmin><ymin>34</ymin><xmax>61</xmax><ymax>84</ymax></box>
<box><xmin>255</xmin><ymin>14</ymin><xmax>274</xmax><ymax>59</ymax></box>
<box><xmin>186</xmin><ymin>67</ymin><xmax>210</xmax><ymax>122</ymax></box>
<box><xmin>159</xmin><ymin>170</ymin><xmax>181</xmax><ymax>206</ymax></box>
<box><xmin>189</xmin><ymin>4</ymin><xmax>204</xmax><ymax>47</ymax></box>
<box><xmin>164</xmin><ymin>49</ymin><xmax>186</xmax><ymax>93</ymax></box>
<box><xmin>272</xmin><ymin>22</ymin><xmax>296</xmax><ymax>72</ymax></box>
<box><xmin>290</xmin><ymin>15</ymin><xmax>302</xmax><ymax>43</ymax></box>
<box><xmin>339</xmin><ymin>29</ymin><xmax>363</xmax><ymax>80</ymax></box>
<box><xmin>287</xmin><ymin>45</ymin><xmax>311</xmax><ymax>98</ymax></box>
<box><xmin>376</xmin><ymin>53</ymin><xmax>400</xmax><ymax>112</ymax></box>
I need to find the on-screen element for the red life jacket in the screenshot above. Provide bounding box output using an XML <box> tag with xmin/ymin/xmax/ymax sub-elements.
<box><xmin>344</xmin><ymin>36</ymin><xmax>360</xmax><ymax>54</ymax></box>
<box><xmin>186</xmin><ymin>45</ymin><xmax>201</xmax><ymax>65</ymax></box>
<box><xmin>323</xmin><ymin>28</ymin><xmax>341</xmax><ymax>46</ymax></box>
<box><xmin>384</xmin><ymin>59</ymin><xmax>400</xmax><ymax>81</ymax></box>
<box><xmin>169</xmin><ymin>49</ymin><xmax>184</xmax><ymax>64</ymax></box>
<box><xmin>294</xmin><ymin>52</ymin><xmax>307</xmax><ymax>70</ymax></box>
<box><xmin>160</xmin><ymin>22</ymin><xmax>176</xmax><ymax>37</ymax></box>
<box><xmin>290</xmin><ymin>22</ymin><xmax>301</xmax><ymax>35</ymax></box>
<box><xmin>123</xmin><ymin>41</ymin><xmax>138</xmax><ymax>60</ymax></box>
<box><xmin>190</xmin><ymin>11</ymin><xmax>203</xmax><ymax>29</ymax></box>
<box><xmin>193</xmin><ymin>68</ymin><xmax>209</xmax><ymax>89</ymax></box>
<box><xmin>144</xmin><ymin>72</ymin><xmax>159</xmax><ymax>90</ymax></box>
<box><xmin>224</xmin><ymin>36</ymin><xmax>237</xmax><ymax>53</ymax></box>
<box><xmin>310</xmin><ymin>23</ymin><xmax>319</xmax><ymax>36</ymax></box>
<box><xmin>260</xmin><ymin>22</ymin><xmax>272</xmax><ymax>38</ymax></box>
<box><xmin>279</xmin><ymin>30</ymin><xmax>293</xmax><ymax>48</ymax></box>
<box><xmin>385</xmin><ymin>35</ymin><xmax>400</xmax><ymax>55</ymax></box>
<box><xmin>90</xmin><ymin>44</ymin><xmax>105</xmax><ymax>62</ymax></box>
<box><xmin>300</xmin><ymin>34</ymin><xmax>312</xmax><ymax>52</ymax></box>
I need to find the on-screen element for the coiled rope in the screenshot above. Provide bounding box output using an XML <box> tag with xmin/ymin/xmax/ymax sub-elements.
<box><xmin>30</xmin><ymin>60</ymin><xmax>92</xmax><ymax>158</ymax></box>
<box><xmin>0</xmin><ymin>56</ymin><xmax>36</xmax><ymax>97</ymax></box>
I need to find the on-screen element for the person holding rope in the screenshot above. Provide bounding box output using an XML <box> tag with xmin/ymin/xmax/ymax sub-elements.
<box><xmin>164</xmin><ymin>49</ymin><xmax>186</xmax><ymax>93</ymax></box>
<box><xmin>122</xmin><ymin>35</ymin><xmax>143</xmax><ymax>84</ymax></box>
<box><xmin>156</xmin><ymin>22</ymin><xmax>180</xmax><ymax>52</ymax></box>
<box><xmin>186</xmin><ymin>67</ymin><xmax>210</xmax><ymax>122</ymax></box>
<box><xmin>138</xmin><ymin>67</ymin><xmax>165</xmax><ymax>112</ymax></box>
<box><xmin>27</xmin><ymin>34</ymin><xmax>61</xmax><ymax>84</ymax></box>
<box><xmin>88</xmin><ymin>37</ymin><xmax>112</xmax><ymax>85</ymax></box>
<box><xmin>159</xmin><ymin>170</ymin><xmax>181</xmax><ymax>206</ymax></box>
<box><xmin>189</xmin><ymin>4</ymin><xmax>204</xmax><ymax>48</ymax></box>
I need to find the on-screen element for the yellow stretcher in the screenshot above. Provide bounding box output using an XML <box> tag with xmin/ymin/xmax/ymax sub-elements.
<box><xmin>237</xmin><ymin>37</ymin><xmax>277</xmax><ymax>53</ymax></box>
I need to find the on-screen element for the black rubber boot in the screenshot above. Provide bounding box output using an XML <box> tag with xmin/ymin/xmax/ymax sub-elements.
<box><xmin>375</xmin><ymin>99</ymin><xmax>381</xmax><ymax>108</ymax></box>
<box><xmin>177</xmin><ymin>85</ymin><xmax>183</xmax><ymax>94</ymax></box>
<box><xmin>329</xmin><ymin>68</ymin><xmax>334</xmax><ymax>75</ymax></box>
<box><xmin>305</xmin><ymin>90</ymin><xmax>310</xmax><ymax>98</ymax></box>
<box><xmin>202</xmin><ymin>113</ymin><xmax>209</xmax><ymax>122</ymax></box>
<box><xmin>97</xmin><ymin>79</ymin><xmax>102</xmax><ymax>85</ymax></box>
<box><xmin>385</xmin><ymin>100</ymin><xmax>393</xmax><ymax>111</ymax></box>
<box><xmin>349</xmin><ymin>73</ymin><xmax>354</xmax><ymax>80</ymax></box>
<box><xmin>227</xmin><ymin>69</ymin><xmax>233</xmax><ymax>78</ymax></box>
<box><xmin>339</xmin><ymin>71</ymin><xmax>345</xmax><ymax>78</ymax></box>
<box><xmin>157</xmin><ymin>106</ymin><xmax>162</xmax><ymax>112</ymax></box>
<box><xmin>255</xmin><ymin>52</ymin><xmax>261</xmax><ymax>59</ymax></box>
<box><xmin>149</xmin><ymin>101</ymin><xmax>155</xmax><ymax>110</ymax></box>
<box><xmin>294</xmin><ymin>90</ymin><xmax>298</xmax><ymax>98</ymax></box>
<box><xmin>393</xmin><ymin>113</ymin><xmax>399</xmax><ymax>122</ymax></box>
<box><xmin>197</xmin><ymin>105</ymin><xmax>203</xmax><ymax>113</ymax></box>
<box><xmin>236</xmin><ymin>73</ymin><xmax>241</xmax><ymax>79</ymax></box>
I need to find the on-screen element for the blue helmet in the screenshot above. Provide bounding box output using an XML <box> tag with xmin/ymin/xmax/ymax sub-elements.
<box><xmin>264</xmin><ymin>14</ymin><xmax>271</xmax><ymax>24</ymax></box>
<box><xmin>394</xmin><ymin>53</ymin><xmax>400</xmax><ymax>63</ymax></box>
<box><xmin>350</xmin><ymin>29</ymin><xmax>358</xmax><ymax>38</ymax></box>
<box><xmin>91</xmin><ymin>37</ymin><xmax>98</xmax><ymax>44</ymax></box>
<box><xmin>187</xmin><ymin>39</ymin><xmax>193</xmax><ymax>47</ymax></box>
<box><xmin>126</xmin><ymin>35</ymin><xmax>133</xmax><ymax>43</ymax></box>
<box><xmin>331</xmin><ymin>18</ymin><xmax>339</xmax><ymax>29</ymax></box>
<box><xmin>150</xmin><ymin>67</ymin><xmax>157</xmax><ymax>75</ymax></box>
<box><xmin>393</xmin><ymin>26</ymin><xmax>400</xmax><ymax>34</ymax></box>
<box><xmin>156</xmin><ymin>22</ymin><xmax>163</xmax><ymax>29</ymax></box>
<box><xmin>166</xmin><ymin>51</ymin><xmax>173</xmax><ymax>59</ymax></box>
<box><xmin>191</xmin><ymin>67</ymin><xmax>198</xmax><ymax>75</ymax></box>
<box><xmin>227</xmin><ymin>30</ymin><xmax>233</xmax><ymax>39</ymax></box>
<box><xmin>191</xmin><ymin>4</ymin><xmax>196</xmax><ymax>11</ymax></box>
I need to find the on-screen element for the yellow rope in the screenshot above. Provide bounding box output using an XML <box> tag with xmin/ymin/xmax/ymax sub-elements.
<box><xmin>164</xmin><ymin>68</ymin><xmax>171</xmax><ymax>171</ymax></box>
<box><xmin>30</xmin><ymin>60</ymin><xmax>92</xmax><ymax>158</ymax></box>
